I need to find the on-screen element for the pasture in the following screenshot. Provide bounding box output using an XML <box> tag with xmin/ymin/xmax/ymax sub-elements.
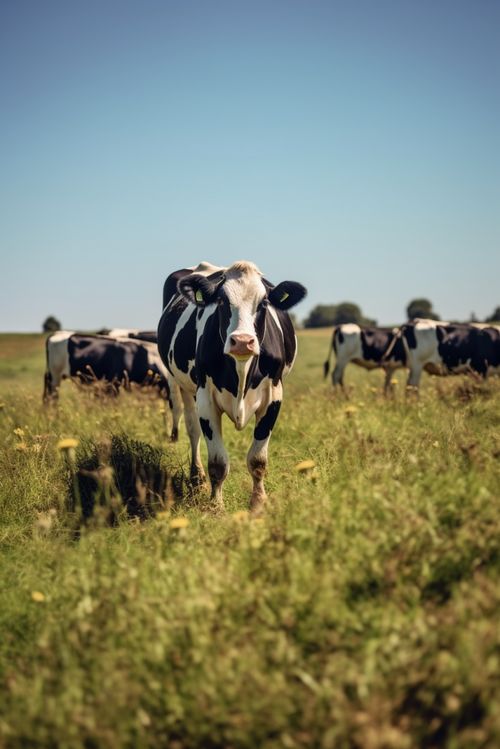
<box><xmin>1</xmin><ymin>330</ymin><xmax>500</xmax><ymax>748</ymax></box>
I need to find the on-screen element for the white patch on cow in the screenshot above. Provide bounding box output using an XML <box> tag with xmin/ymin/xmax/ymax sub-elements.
<box><xmin>46</xmin><ymin>330</ymin><xmax>76</xmax><ymax>387</ymax></box>
<box><xmin>222</xmin><ymin>261</ymin><xmax>266</xmax><ymax>358</ymax></box>
<box><xmin>106</xmin><ymin>328</ymin><xmax>140</xmax><ymax>338</ymax></box>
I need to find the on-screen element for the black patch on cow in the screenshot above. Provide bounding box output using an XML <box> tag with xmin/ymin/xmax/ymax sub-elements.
<box><xmin>173</xmin><ymin>308</ymin><xmax>198</xmax><ymax>374</ymax></box>
<box><xmin>178</xmin><ymin>270</ymin><xmax>226</xmax><ymax>307</ymax></box>
<box><xmin>66</xmin><ymin>335</ymin><xmax>166</xmax><ymax>391</ymax></box>
<box><xmin>437</xmin><ymin>325</ymin><xmax>488</xmax><ymax>376</ymax></box>
<box><xmin>196</xmin><ymin>304</ymin><xmax>239</xmax><ymax>396</ymax></box>
<box><xmin>267</xmin><ymin>280</ymin><xmax>307</xmax><ymax>310</ymax></box>
<box><xmin>158</xmin><ymin>296</ymin><xmax>188</xmax><ymax>373</ymax></box>
<box><xmin>360</xmin><ymin>328</ymin><xmax>391</xmax><ymax>364</ymax></box>
<box><xmin>162</xmin><ymin>268</ymin><xmax>194</xmax><ymax>311</ymax></box>
<box><xmin>254</xmin><ymin>400</ymin><xmax>282</xmax><ymax>440</ymax></box>
<box><xmin>199</xmin><ymin>417</ymin><xmax>213</xmax><ymax>440</ymax></box>
<box><xmin>361</xmin><ymin>327</ymin><xmax>406</xmax><ymax>365</ymax></box>
<box><xmin>403</xmin><ymin>325</ymin><xmax>417</xmax><ymax>349</ymax></box>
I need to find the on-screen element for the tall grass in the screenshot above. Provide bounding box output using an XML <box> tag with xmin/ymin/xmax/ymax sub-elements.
<box><xmin>0</xmin><ymin>332</ymin><xmax>499</xmax><ymax>748</ymax></box>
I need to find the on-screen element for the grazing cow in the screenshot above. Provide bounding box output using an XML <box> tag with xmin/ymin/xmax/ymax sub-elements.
<box><xmin>43</xmin><ymin>334</ymin><xmax>181</xmax><ymax>437</ymax></box>
<box><xmin>157</xmin><ymin>260</ymin><xmax>306</xmax><ymax>510</ymax></box>
<box><xmin>323</xmin><ymin>324</ymin><xmax>406</xmax><ymax>393</ymax></box>
<box><xmin>394</xmin><ymin>319</ymin><xmax>500</xmax><ymax>388</ymax></box>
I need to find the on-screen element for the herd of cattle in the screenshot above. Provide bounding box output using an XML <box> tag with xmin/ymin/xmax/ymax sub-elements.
<box><xmin>43</xmin><ymin>260</ymin><xmax>499</xmax><ymax>509</ymax></box>
<box><xmin>323</xmin><ymin>319</ymin><xmax>500</xmax><ymax>392</ymax></box>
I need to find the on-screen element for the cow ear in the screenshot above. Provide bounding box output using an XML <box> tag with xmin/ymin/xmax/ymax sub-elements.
<box><xmin>268</xmin><ymin>281</ymin><xmax>307</xmax><ymax>310</ymax></box>
<box><xmin>178</xmin><ymin>274</ymin><xmax>221</xmax><ymax>307</ymax></box>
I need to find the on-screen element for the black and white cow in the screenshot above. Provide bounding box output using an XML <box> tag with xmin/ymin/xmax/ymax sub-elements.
<box><xmin>323</xmin><ymin>324</ymin><xmax>406</xmax><ymax>393</ymax></box>
<box><xmin>157</xmin><ymin>260</ymin><xmax>306</xmax><ymax>511</ymax></box>
<box><xmin>43</xmin><ymin>333</ymin><xmax>181</xmax><ymax>437</ymax></box>
<box><xmin>395</xmin><ymin>319</ymin><xmax>500</xmax><ymax>388</ymax></box>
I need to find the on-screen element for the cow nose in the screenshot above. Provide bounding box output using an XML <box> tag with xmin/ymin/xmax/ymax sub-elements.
<box><xmin>229</xmin><ymin>334</ymin><xmax>257</xmax><ymax>358</ymax></box>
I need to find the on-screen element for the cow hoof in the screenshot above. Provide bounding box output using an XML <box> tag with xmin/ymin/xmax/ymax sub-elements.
<box><xmin>250</xmin><ymin>494</ymin><xmax>267</xmax><ymax>516</ymax></box>
<box><xmin>170</xmin><ymin>429</ymin><xmax>179</xmax><ymax>443</ymax></box>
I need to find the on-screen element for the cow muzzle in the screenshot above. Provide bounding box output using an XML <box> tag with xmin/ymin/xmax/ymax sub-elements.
<box><xmin>228</xmin><ymin>333</ymin><xmax>258</xmax><ymax>360</ymax></box>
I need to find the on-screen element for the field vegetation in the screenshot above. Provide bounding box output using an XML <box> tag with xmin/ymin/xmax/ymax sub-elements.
<box><xmin>1</xmin><ymin>331</ymin><xmax>499</xmax><ymax>748</ymax></box>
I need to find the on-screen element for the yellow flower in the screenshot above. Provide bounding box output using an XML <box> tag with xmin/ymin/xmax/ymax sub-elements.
<box><xmin>344</xmin><ymin>405</ymin><xmax>358</xmax><ymax>417</ymax></box>
<box><xmin>31</xmin><ymin>591</ymin><xmax>45</xmax><ymax>603</ymax></box>
<box><xmin>15</xmin><ymin>442</ymin><xmax>29</xmax><ymax>452</ymax></box>
<box><xmin>13</xmin><ymin>427</ymin><xmax>25</xmax><ymax>437</ymax></box>
<box><xmin>170</xmin><ymin>517</ymin><xmax>189</xmax><ymax>529</ymax></box>
<box><xmin>57</xmin><ymin>438</ymin><xmax>79</xmax><ymax>451</ymax></box>
<box><xmin>391</xmin><ymin>378</ymin><xmax>398</xmax><ymax>386</ymax></box>
<box><xmin>294</xmin><ymin>459</ymin><xmax>316</xmax><ymax>473</ymax></box>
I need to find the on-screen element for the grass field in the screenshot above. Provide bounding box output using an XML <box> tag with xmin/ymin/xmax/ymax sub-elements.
<box><xmin>1</xmin><ymin>331</ymin><xmax>500</xmax><ymax>748</ymax></box>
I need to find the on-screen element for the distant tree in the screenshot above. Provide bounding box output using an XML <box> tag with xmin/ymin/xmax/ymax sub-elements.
<box><xmin>469</xmin><ymin>311</ymin><xmax>478</xmax><ymax>323</ymax></box>
<box><xmin>406</xmin><ymin>298</ymin><xmax>440</xmax><ymax>321</ymax></box>
<box><xmin>42</xmin><ymin>315</ymin><xmax>61</xmax><ymax>333</ymax></box>
<box><xmin>485</xmin><ymin>306</ymin><xmax>500</xmax><ymax>323</ymax></box>
<box><xmin>303</xmin><ymin>302</ymin><xmax>375</xmax><ymax>328</ymax></box>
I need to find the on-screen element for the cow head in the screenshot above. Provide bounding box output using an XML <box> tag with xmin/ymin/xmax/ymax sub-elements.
<box><xmin>178</xmin><ymin>261</ymin><xmax>306</xmax><ymax>361</ymax></box>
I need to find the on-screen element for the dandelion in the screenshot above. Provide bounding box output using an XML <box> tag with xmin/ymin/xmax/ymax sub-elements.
<box><xmin>344</xmin><ymin>405</ymin><xmax>358</xmax><ymax>417</ymax></box>
<box><xmin>31</xmin><ymin>591</ymin><xmax>45</xmax><ymax>603</ymax></box>
<box><xmin>156</xmin><ymin>511</ymin><xmax>170</xmax><ymax>521</ymax></box>
<box><xmin>391</xmin><ymin>378</ymin><xmax>398</xmax><ymax>386</ymax></box>
<box><xmin>15</xmin><ymin>442</ymin><xmax>29</xmax><ymax>452</ymax></box>
<box><xmin>57</xmin><ymin>438</ymin><xmax>79</xmax><ymax>451</ymax></box>
<box><xmin>294</xmin><ymin>459</ymin><xmax>316</xmax><ymax>473</ymax></box>
<box><xmin>13</xmin><ymin>427</ymin><xmax>24</xmax><ymax>438</ymax></box>
<box><xmin>170</xmin><ymin>517</ymin><xmax>189</xmax><ymax>529</ymax></box>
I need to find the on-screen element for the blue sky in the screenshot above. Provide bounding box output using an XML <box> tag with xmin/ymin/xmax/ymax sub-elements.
<box><xmin>1</xmin><ymin>0</ymin><xmax>499</xmax><ymax>331</ymax></box>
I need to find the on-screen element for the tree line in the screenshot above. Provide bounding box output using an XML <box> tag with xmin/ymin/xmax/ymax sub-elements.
<box><xmin>301</xmin><ymin>299</ymin><xmax>500</xmax><ymax>329</ymax></box>
<box><xmin>42</xmin><ymin>300</ymin><xmax>500</xmax><ymax>334</ymax></box>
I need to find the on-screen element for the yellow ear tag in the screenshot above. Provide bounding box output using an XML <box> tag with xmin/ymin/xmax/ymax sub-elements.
<box><xmin>279</xmin><ymin>291</ymin><xmax>289</xmax><ymax>303</ymax></box>
<box><xmin>195</xmin><ymin>290</ymin><xmax>204</xmax><ymax>304</ymax></box>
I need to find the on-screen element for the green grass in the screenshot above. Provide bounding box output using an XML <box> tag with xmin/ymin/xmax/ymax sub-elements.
<box><xmin>1</xmin><ymin>331</ymin><xmax>500</xmax><ymax>748</ymax></box>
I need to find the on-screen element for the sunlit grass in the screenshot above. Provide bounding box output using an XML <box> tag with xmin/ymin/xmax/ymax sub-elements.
<box><xmin>0</xmin><ymin>331</ymin><xmax>499</xmax><ymax>747</ymax></box>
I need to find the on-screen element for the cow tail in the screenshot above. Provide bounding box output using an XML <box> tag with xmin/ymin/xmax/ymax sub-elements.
<box><xmin>323</xmin><ymin>327</ymin><xmax>337</xmax><ymax>379</ymax></box>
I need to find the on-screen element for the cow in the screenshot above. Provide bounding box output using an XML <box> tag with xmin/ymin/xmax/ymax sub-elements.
<box><xmin>99</xmin><ymin>329</ymin><xmax>158</xmax><ymax>343</ymax></box>
<box><xmin>43</xmin><ymin>333</ymin><xmax>181</xmax><ymax>439</ymax></box>
<box><xmin>393</xmin><ymin>319</ymin><xmax>500</xmax><ymax>389</ymax></box>
<box><xmin>157</xmin><ymin>260</ymin><xmax>306</xmax><ymax>511</ymax></box>
<box><xmin>323</xmin><ymin>324</ymin><xmax>406</xmax><ymax>393</ymax></box>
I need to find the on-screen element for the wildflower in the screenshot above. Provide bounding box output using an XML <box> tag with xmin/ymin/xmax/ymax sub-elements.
<box><xmin>15</xmin><ymin>442</ymin><xmax>29</xmax><ymax>452</ymax></box>
<box><xmin>344</xmin><ymin>405</ymin><xmax>358</xmax><ymax>417</ymax></box>
<box><xmin>31</xmin><ymin>591</ymin><xmax>45</xmax><ymax>603</ymax></box>
<box><xmin>391</xmin><ymin>378</ymin><xmax>398</xmax><ymax>386</ymax></box>
<box><xmin>57</xmin><ymin>438</ymin><xmax>79</xmax><ymax>451</ymax></box>
<box><xmin>170</xmin><ymin>517</ymin><xmax>189</xmax><ymax>529</ymax></box>
<box><xmin>13</xmin><ymin>427</ymin><xmax>24</xmax><ymax>437</ymax></box>
<box><xmin>57</xmin><ymin>438</ymin><xmax>78</xmax><ymax>465</ymax></box>
<box><xmin>294</xmin><ymin>459</ymin><xmax>316</xmax><ymax>473</ymax></box>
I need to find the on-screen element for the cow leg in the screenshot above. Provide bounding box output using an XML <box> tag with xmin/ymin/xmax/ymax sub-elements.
<box><xmin>247</xmin><ymin>386</ymin><xmax>282</xmax><ymax>513</ymax></box>
<box><xmin>196</xmin><ymin>388</ymin><xmax>228</xmax><ymax>509</ymax></box>
<box><xmin>383</xmin><ymin>367</ymin><xmax>394</xmax><ymax>396</ymax></box>
<box><xmin>406</xmin><ymin>364</ymin><xmax>422</xmax><ymax>395</ymax></box>
<box><xmin>167</xmin><ymin>376</ymin><xmax>183</xmax><ymax>442</ymax></box>
<box><xmin>180</xmin><ymin>389</ymin><xmax>206</xmax><ymax>486</ymax></box>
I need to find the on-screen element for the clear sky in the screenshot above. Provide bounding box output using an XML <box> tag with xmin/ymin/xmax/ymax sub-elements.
<box><xmin>1</xmin><ymin>0</ymin><xmax>499</xmax><ymax>331</ymax></box>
